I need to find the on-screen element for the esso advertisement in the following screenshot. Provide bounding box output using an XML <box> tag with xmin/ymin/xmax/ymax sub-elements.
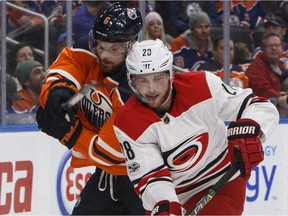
<box><xmin>244</xmin><ymin>124</ymin><xmax>288</xmax><ymax>215</ymax></box>
<box><xmin>57</xmin><ymin>150</ymin><xmax>95</xmax><ymax>215</ymax></box>
<box><xmin>0</xmin><ymin>161</ymin><xmax>33</xmax><ymax>215</ymax></box>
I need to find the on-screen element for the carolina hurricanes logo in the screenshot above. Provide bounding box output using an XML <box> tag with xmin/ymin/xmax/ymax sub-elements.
<box><xmin>164</xmin><ymin>133</ymin><xmax>209</xmax><ymax>172</ymax></box>
<box><xmin>80</xmin><ymin>88</ymin><xmax>113</xmax><ymax>129</ymax></box>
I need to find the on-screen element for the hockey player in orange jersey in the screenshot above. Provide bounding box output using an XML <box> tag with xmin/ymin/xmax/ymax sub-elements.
<box><xmin>36</xmin><ymin>2</ymin><xmax>145</xmax><ymax>215</ymax></box>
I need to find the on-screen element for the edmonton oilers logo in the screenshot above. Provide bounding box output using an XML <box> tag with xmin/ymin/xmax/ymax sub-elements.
<box><xmin>56</xmin><ymin>150</ymin><xmax>95</xmax><ymax>215</ymax></box>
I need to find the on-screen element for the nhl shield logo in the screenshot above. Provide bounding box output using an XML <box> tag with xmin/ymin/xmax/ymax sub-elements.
<box><xmin>128</xmin><ymin>162</ymin><xmax>140</xmax><ymax>173</ymax></box>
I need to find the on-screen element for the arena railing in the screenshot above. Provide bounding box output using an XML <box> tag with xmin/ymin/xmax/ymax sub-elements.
<box><xmin>5</xmin><ymin>1</ymin><xmax>49</xmax><ymax>69</ymax></box>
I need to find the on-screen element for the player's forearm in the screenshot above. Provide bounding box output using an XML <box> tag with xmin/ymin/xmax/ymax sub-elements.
<box><xmin>241</xmin><ymin>100</ymin><xmax>279</xmax><ymax>142</ymax></box>
<box><xmin>71</xmin><ymin>126</ymin><xmax>127</xmax><ymax>174</ymax></box>
<box><xmin>139</xmin><ymin>176</ymin><xmax>179</xmax><ymax>211</ymax></box>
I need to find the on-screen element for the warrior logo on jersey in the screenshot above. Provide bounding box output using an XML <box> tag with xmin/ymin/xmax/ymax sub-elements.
<box><xmin>80</xmin><ymin>88</ymin><xmax>112</xmax><ymax>129</ymax></box>
<box><xmin>163</xmin><ymin>132</ymin><xmax>209</xmax><ymax>172</ymax></box>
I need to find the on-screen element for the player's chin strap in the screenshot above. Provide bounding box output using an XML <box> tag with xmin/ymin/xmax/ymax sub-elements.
<box><xmin>158</xmin><ymin>70</ymin><xmax>175</xmax><ymax>111</ymax></box>
<box><xmin>98</xmin><ymin>169</ymin><xmax>118</xmax><ymax>201</ymax></box>
<box><xmin>159</xmin><ymin>88</ymin><xmax>173</xmax><ymax>110</ymax></box>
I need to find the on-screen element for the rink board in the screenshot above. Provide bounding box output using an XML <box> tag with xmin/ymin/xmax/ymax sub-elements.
<box><xmin>0</xmin><ymin>122</ymin><xmax>287</xmax><ymax>215</ymax></box>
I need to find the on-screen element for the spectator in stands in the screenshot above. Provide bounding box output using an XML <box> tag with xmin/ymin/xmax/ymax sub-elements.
<box><xmin>6</xmin><ymin>74</ymin><xmax>23</xmax><ymax>113</ymax></box>
<box><xmin>8</xmin><ymin>1</ymin><xmax>44</xmax><ymax>30</ymax></box>
<box><xmin>264</xmin><ymin>15</ymin><xmax>287</xmax><ymax>38</ymax></box>
<box><xmin>13</xmin><ymin>60</ymin><xmax>45</xmax><ymax>114</ymax></box>
<box><xmin>6</xmin><ymin>42</ymin><xmax>42</xmax><ymax>90</ymax></box>
<box><xmin>246</xmin><ymin>32</ymin><xmax>288</xmax><ymax>103</ymax></box>
<box><xmin>198</xmin><ymin>36</ymin><xmax>249</xmax><ymax>88</ymax></box>
<box><xmin>168</xmin><ymin>1</ymin><xmax>218</xmax><ymax>37</ymax></box>
<box><xmin>171</xmin><ymin>11</ymin><xmax>214</xmax><ymax>71</ymax></box>
<box><xmin>71</xmin><ymin>1</ymin><xmax>110</xmax><ymax>50</ymax></box>
<box><xmin>7</xmin><ymin>0</ymin><xmax>67</xmax><ymax>64</ymax></box>
<box><xmin>56</xmin><ymin>32</ymin><xmax>76</xmax><ymax>55</ymax></box>
<box><xmin>23</xmin><ymin>1</ymin><xmax>64</xmax><ymax>18</ymax></box>
<box><xmin>233</xmin><ymin>42</ymin><xmax>252</xmax><ymax>72</ymax></box>
<box><xmin>0</xmin><ymin>74</ymin><xmax>25</xmax><ymax>125</ymax></box>
<box><xmin>7</xmin><ymin>42</ymin><xmax>35</xmax><ymax>77</ymax></box>
<box><xmin>253</xmin><ymin>15</ymin><xmax>288</xmax><ymax>57</ymax></box>
<box><xmin>277</xmin><ymin>1</ymin><xmax>288</xmax><ymax>27</ymax></box>
<box><xmin>144</xmin><ymin>11</ymin><xmax>172</xmax><ymax>50</ymax></box>
<box><xmin>213</xmin><ymin>0</ymin><xmax>266</xmax><ymax>29</ymax></box>
<box><xmin>72</xmin><ymin>1</ymin><xmax>110</xmax><ymax>39</ymax></box>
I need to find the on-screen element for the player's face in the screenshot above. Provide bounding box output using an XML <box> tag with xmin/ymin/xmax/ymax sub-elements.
<box><xmin>132</xmin><ymin>72</ymin><xmax>171</xmax><ymax>111</ymax></box>
<box><xmin>95</xmin><ymin>40</ymin><xmax>127</xmax><ymax>75</ymax></box>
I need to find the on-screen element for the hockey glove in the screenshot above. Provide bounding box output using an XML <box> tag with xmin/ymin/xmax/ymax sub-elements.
<box><xmin>227</xmin><ymin>118</ymin><xmax>264</xmax><ymax>180</ymax></box>
<box><xmin>149</xmin><ymin>200</ymin><xmax>186</xmax><ymax>216</ymax></box>
<box><xmin>36</xmin><ymin>86</ymin><xmax>82</xmax><ymax>149</ymax></box>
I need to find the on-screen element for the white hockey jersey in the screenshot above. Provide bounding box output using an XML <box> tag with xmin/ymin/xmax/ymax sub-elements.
<box><xmin>113</xmin><ymin>71</ymin><xmax>279</xmax><ymax>211</ymax></box>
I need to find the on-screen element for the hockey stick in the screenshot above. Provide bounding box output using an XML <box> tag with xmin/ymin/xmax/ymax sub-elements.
<box><xmin>173</xmin><ymin>65</ymin><xmax>189</xmax><ymax>72</ymax></box>
<box><xmin>61</xmin><ymin>81</ymin><xmax>146</xmax><ymax>111</ymax></box>
<box><xmin>188</xmin><ymin>164</ymin><xmax>239</xmax><ymax>215</ymax></box>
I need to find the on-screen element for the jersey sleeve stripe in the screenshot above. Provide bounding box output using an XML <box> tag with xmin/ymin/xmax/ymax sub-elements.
<box><xmin>236</xmin><ymin>93</ymin><xmax>256</xmax><ymax>120</ymax></box>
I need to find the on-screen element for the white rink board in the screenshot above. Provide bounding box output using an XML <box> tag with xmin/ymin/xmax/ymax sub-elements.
<box><xmin>243</xmin><ymin>123</ymin><xmax>288</xmax><ymax>215</ymax></box>
<box><xmin>0</xmin><ymin>123</ymin><xmax>287</xmax><ymax>215</ymax></box>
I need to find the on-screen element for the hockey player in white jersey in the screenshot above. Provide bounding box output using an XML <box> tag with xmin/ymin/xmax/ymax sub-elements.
<box><xmin>113</xmin><ymin>39</ymin><xmax>279</xmax><ymax>215</ymax></box>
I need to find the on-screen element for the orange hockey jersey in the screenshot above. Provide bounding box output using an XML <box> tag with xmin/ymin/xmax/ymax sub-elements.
<box><xmin>39</xmin><ymin>47</ymin><xmax>128</xmax><ymax>175</ymax></box>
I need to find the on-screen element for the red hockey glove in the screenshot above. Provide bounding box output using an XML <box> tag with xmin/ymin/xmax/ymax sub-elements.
<box><xmin>148</xmin><ymin>200</ymin><xmax>186</xmax><ymax>216</ymax></box>
<box><xmin>227</xmin><ymin>118</ymin><xmax>264</xmax><ymax>180</ymax></box>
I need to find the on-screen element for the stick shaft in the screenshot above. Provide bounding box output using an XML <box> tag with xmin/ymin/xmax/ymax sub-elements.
<box><xmin>61</xmin><ymin>82</ymin><xmax>97</xmax><ymax>110</ymax></box>
<box><xmin>188</xmin><ymin>165</ymin><xmax>238</xmax><ymax>216</ymax></box>
<box><xmin>61</xmin><ymin>81</ymin><xmax>146</xmax><ymax>111</ymax></box>
<box><xmin>173</xmin><ymin>65</ymin><xmax>189</xmax><ymax>72</ymax></box>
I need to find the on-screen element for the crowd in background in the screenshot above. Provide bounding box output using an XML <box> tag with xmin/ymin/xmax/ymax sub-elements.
<box><xmin>2</xmin><ymin>0</ymin><xmax>288</xmax><ymax>125</ymax></box>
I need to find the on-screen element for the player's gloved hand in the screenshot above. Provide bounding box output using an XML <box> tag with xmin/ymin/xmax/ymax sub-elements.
<box><xmin>148</xmin><ymin>200</ymin><xmax>186</xmax><ymax>216</ymax></box>
<box><xmin>227</xmin><ymin>118</ymin><xmax>263</xmax><ymax>180</ymax></box>
<box><xmin>36</xmin><ymin>86</ymin><xmax>82</xmax><ymax>149</ymax></box>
